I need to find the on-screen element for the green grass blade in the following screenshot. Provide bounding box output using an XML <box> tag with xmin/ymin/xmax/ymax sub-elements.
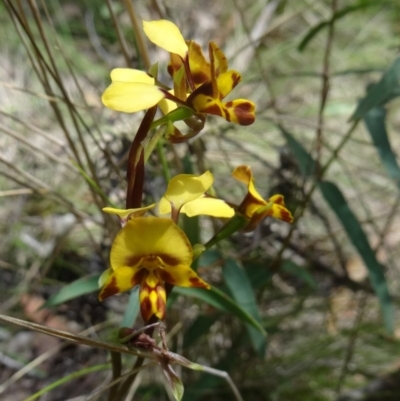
<box><xmin>298</xmin><ymin>3</ymin><xmax>373</xmax><ymax>52</ymax></box>
<box><xmin>222</xmin><ymin>258</ymin><xmax>266</xmax><ymax>357</ymax></box>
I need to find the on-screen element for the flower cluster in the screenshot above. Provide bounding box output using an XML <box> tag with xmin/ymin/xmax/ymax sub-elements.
<box><xmin>102</xmin><ymin>20</ymin><xmax>256</xmax><ymax>143</ymax></box>
<box><xmin>99</xmin><ymin>19</ymin><xmax>293</xmax><ymax>323</ymax></box>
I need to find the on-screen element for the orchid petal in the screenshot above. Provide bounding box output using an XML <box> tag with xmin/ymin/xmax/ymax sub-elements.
<box><xmin>163</xmin><ymin>171</ymin><xmax>213</xmax><ymax>210</ymax></box>
<box><xmin>181</xmin><ymin>197</ymin><xmax>235</xmax><ymax>218</ymax></box>
<box><xmin>102</xmin><ymin>82</ymin><xmax>165</xmax><ymax>113</ymax></box>
<box><xmin>103</xmin><ymin>204</ymin><xmax>155</xmax><ymax>220</ymax></box>
<box><xmin>161</xmin><ymin>264</ymin><xmax>210</xmax><ymax>289</ymax></box>
<box><xmin>217</xmin><ymin>70</ymin><xmax>242</xmax><ymax>99</ymax></box>
<box><xmin>143</xmin><ymin>20</ymin><xmax>188</xmax><ymax>59</ymax></box>
<box><xmin>110</xmin><ymin>217</ymin><xmax>192</xmax><ymax>270</ymax></box>
<box><xmin>99</xmin><ymin>266</ymin><xmax>146</xmax><ymax>300</ymax></box>
<box><xmin>188</xmin><ymin>41</ymin><xmax>211</xmax><ymax>86</ymax></box>
<box><xmin>110</xmin><ymin>68</ymin><xmax>154</xmax><ymax>84</ymax></box>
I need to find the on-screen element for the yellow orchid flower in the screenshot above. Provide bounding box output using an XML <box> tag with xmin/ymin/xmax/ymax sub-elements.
<box><xmin>102</xmin><ymin>20</ymin><xmax>255</xmax><ymax>126</ymax></box>
<box><xmin>159</xmin><ymin>171</ymin><xmax>234</xmax><ymax>218</ymax></box>
<box><xmin>99</xmin><ymin>217</ymin><xmax>209</xmax><ymax>321</ymax></box>
<box><xmin>232</xmin><ymin>165</ymin><xmax>293</xmax><ymax>231</ymax></box>
<box><xmin>186</xmin><ymin>42</ymin><xmax>255</xmax><ymax>126</ymax></box>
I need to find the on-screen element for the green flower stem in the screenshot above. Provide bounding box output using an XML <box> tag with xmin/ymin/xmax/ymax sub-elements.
<box><xmin>157</xmin><ymin>140</ymin><xmax>171</xmax><ymax>183</ymax></box>
<box><xmin>203</xmin><ymin>214</ymin><xmax>248</xmax><ymax>251</ymax></box>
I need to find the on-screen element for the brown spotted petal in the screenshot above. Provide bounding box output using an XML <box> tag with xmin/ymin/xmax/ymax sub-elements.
<box><xmin>187</xmin><ymin>84</ymin><xmax>255</xmax><ymax>125</ymax></box>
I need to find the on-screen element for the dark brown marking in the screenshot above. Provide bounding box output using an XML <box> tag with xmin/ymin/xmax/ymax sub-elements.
<box><xmin>125</xmin><ymin>255</ymin><xmax>142</xmax><ymax>267</ymax></box>
<box><xmin>158</xmin><ymin>269</ymin><xmax>176</xmax><ymax>284</ymax></box>
<box><xmin>99</xmin><ymin>276</ymin><xmax>119</xmax><ymax>300</ymax></box>
<box><xmin>158</xmin><ymin>253</ymin><xmax>181</xmax><ymax>266</ymax></box>
<box><xmin>140</xmin><ymin>296</ymin><xmax>153</xmax><ymax>322</ymax></box>
<box><xmin>189</xmin><ymin>277</ymin><xmax>209</xmax><ymax>288</ymax></box>
<box><xmin>132</xmin><ymin>269</ymin><xmax>147</xmax><ymax>286</ymax></box>
<box><xmin>203</xmin><ymin>104</ymin><xmax>222</xmax><ymax>116</ymax></box>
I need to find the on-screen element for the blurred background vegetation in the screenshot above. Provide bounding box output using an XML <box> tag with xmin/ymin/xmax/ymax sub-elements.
<box><xmin>1</xmin><ymin>0</ymin><xmax>400</xmax><ymax>400</ymax></box>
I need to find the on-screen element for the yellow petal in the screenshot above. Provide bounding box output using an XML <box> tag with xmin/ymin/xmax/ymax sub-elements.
<box><xmin>110</xmin><ymin>217</ymin><xmax>193</xmax><ymax>270</ymax></box>
<box><xmin>102</xmin><ymin>82</ymin><xmax>165</xmax><ymax>113</ymax></box>
<box><xmin>181</xmin><ymin>197</ymin><xmax>235</xmax><ymax>218</ymax></box>
<box><xmin>217</xmin><ymin>70</ymin><xmax>242</xmax><ymax>99</ymax></box>
<box><xmin>188</xmin><ymin>41</ymin><xmax>211</xmax><ymax>86</ymax></box>
<box><xmin>143</xmin><ymin>20</ymin><xmax>188</xmax><ymax>59</ymax></box>
<box><xmin>161</xmin><ymin>264</ymin><xmax>210</xmax><ymax>289</ymax></box>
<box><xmin>209</xmin><ymin>41</ymin><xmax>228</xmax><ymax>76</ymax></box>
<box><xmin>232</xmin><ymin>165</ymin><xmax>264</xmax><ymax>204</ymax></box>
<box><xmin>99</xmin><ymin>266</ymin><xmax>146</xmax><ymax>300</ymax></box>
<box><xmin>103</xmin><ymin>204</ymin><xmax>155</xmax><ymax>220</ymax></box>
<box><xmin>158</xmin><ymin>196</ymin><xmax>172</xmax><ymax>215</ymax></box>
<box><xmin>110</xmin><ymin>68</ymin><xmax>154</xmax><ymax>84</ymax></box>
<box><xmin>222</xmin><ymin>99</ymin><xmax>256</xmax><ymax>126</ymax></box>
<box><xmin>163</xmin><ymin>171</ymin><xmax>213</xmax><ymax>210</ymax></box>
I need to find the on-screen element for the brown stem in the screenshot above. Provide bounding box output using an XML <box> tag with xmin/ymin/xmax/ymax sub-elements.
<box><xmin>126</xmin><ymin>107</ymin><xmax>157</xmax><ymax>208</ymax></box>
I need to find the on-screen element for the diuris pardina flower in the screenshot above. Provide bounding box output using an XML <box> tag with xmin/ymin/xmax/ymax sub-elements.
<box><xmin>102</xmin><ymin>20</ymin><xmax>255</xmax><ymax>126</ymax></box>
<box><xmin>159</xmin><ymin>170</ymin><xmax>234</xmax><ymax>218</ymax></box>
<box><xmin>99</xmin><ymin>217</ymin><xmax>209</xmax><ymax>321</ymax></box>
<box><xmin>233</xmin><ymin>165</ymin><xmax>294</xmax><ymax>231</ymax></box>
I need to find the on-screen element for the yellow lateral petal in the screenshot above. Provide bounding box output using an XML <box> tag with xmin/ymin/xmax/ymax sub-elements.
<box><xmin>102</xmin><ymin>82</ymin><xmax>165</xmax><ymax>113</ymax></box>
<box><xmin>99</xmin><ymin>266</ymin><xmax>145</xmax><ymax>300</ymax></box>
<box><xmin>143</xmin><ymin>20</ymin><xmax>188</xmax><ymax>59</ymax></box>
<box><xmin>164</xmin><ymin>171</ymin><xmax>213</xmax><ymax>210</ymax></box>
<box><xmin>110</xmin><ymin>68</ymin><xmax>155</xmax><ymax>84</ymax></box>
<box><xmin>181</xmin><ymin>197</ymin><xmax>235</xmax><ymax>218</ymax></box>
<box><xmin>217</xmin><ymin>70</ymin><xmax>242</xmax><ymax>99</ymax></box>
<box><xmin>160</xmin><ymin>264</ymin><xmax>210</xmax><ymax>289</ymax></box>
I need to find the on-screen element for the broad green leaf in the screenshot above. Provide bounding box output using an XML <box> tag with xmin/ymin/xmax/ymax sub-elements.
<box><xmin>363</xmin><ymin>107</ymin><xmax>400</xmax><ymax>189</ymax></box>
<box><xmin>284</xmin><ymin>131</ymin><xmax>394</xmax><ymax>333</ymax></box>
<box><xmin>319</xmin><ymin>181</ymin><xmax>394</xmax><ymax>333</ymax></box>
<box><xmin>43</xmin><ymin>275</ymin><xmax>100</xmax><ymax>307</ymax></box>
<box><xmin>352</xmin><ymin>57</ymin><xmax>400</xmax><ymax>119</ymax></box>
<box><xmin>244</xmin><ymin>261</ymin><xmax>274</xmax><ymax>289</ymax></box>
<box><xmin>281</xmin><ymin>129</ymin><xmax>316</xmax><ymax>177</ymax></box>
<box><xmin>223</xmin><ymin>258</ymin><xmax>266</xmax><ymax>357</ymax></box>
<box><xmin>298</xmin><ymin>3</ymin><xmax>373</xmax><ymax>52</ymax></box>
<box><xmin>173</xmin><ymin>286</ymin><xmax>266</xmax><ymax>336</ymax></box>
<box><xmin>121</xmin><ymin>286</ymin><xmax>140</xmax><ymax>328</ymax></box>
